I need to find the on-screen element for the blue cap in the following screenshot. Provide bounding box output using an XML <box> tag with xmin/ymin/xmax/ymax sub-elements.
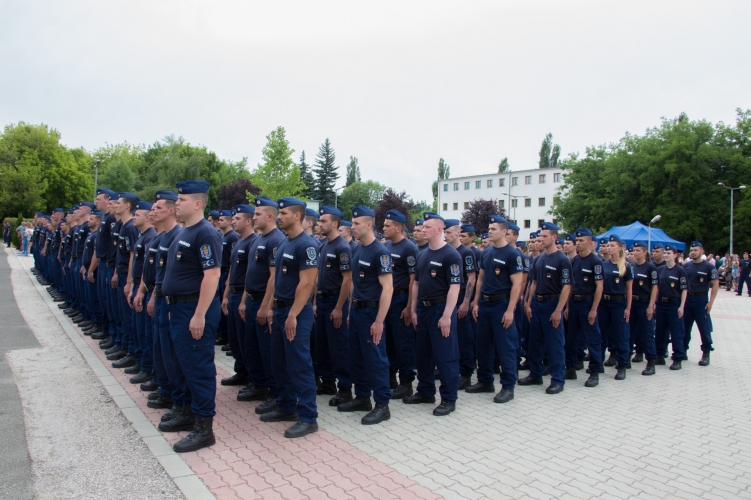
<box><xmin>352</xmin><ymin>206</ymin><xmax>376</xmax><ymax>218</ymax></box>
<box><xmin>385</xmin><ymin>210</ymin><xmax>407</xmax><ymax>224</ymax></box>
<box><xmin>609</xmin><ymin>234</ymin><xmax>624</xmax><ymax>244</ymax></box>
<box><xmin>423</xmin><ymin>212</ymin><xmax>445</xmax><ymax>222</ymax></box>
<box><xmin>481</xmin><ymin>233</ymin><xmax>489</xmax><ymax>239</ymax></box>
<box><xmin>340</xmin><ymin>220</ymin><xmax>352</xmax><ymax>227</ymax></box>
<box><xmin>235</xmin><ymin>204</ymin><xmax>255</xmax><ymax>214</ymax></box>
<box><xmin>507</xmin><ymin>222</ymin><xmax>520</xmax><ymax>232</ymax></box>
<box><xmin>377</xmin><ymin>233</ymin><xmax>384</xmax><ymax>239</ymax></box>
<box><xmin>176</xmin><ymin>180</ymin><xmax>210</xmax><ymax>194</ymax></box>
<box><xmin>208</xmin><ymin>210</ymin><xmax>220</xmax><ymax>218</ymax></box>
<box><xmin>565</xmin><ymin>234</ymin><xmax>576</xmax><ymax>242</ymax></box>
<box><xmin>305</xmin><ymin>208</ymin><xmax>319</xmax><ymax>219</ymax></box>
<box><xmin>53</xmin><ymin>208</ymin><xmax>65</xmax><ymax>213</ymax></box>
<box><xmin>155</xmin><ymin>190</ymin><xmax>178</xmax><ymax>202</ymax></box>
<box><xmin>79</xmin><ymin>201</ymin><xmax>95</xmax><ymax>209</ymax></box>
<box><xmin>35</xmin><ymin>212</ymin><xmax>44</xmax><ymax>217</ymax></box>
<box><xmin>255</xmin><ymin>196</ymin><xmax>279</xmax><ymax>209</ymax></box>
<box><xmin>540</xmin><ymin>221</ymin><xmax>559</xmax><ymax>231</ymax></box>
<box><xmin>444</xmin><ymin>219</ymin><xmax>460</xmax><ymax>229</ymax></box>
<box><xmin>119</xmin><ymin>192</ymin><xmax>140</xmax><ymax>203</ymax></box>
<box><xmin>219</xmin><ymin>210</ymin><xmax>233</xmax><ymax>217</ymax></box>
<box><xmin>691</xmin><ymin>241</ymin><xmax>703</xmax><ymax>248</ymax></box>
<box><xmin>599</xmin><ymin>238</ymin><xmax>608</xmax><ymax>245</ymax></box>
<box><xmin>627</xmin><ymin>246</ymin><xmax>634</xmax><ymax>252</ymax></box>
<box><xmin>72</xmin><ymin>205</ymin><xmax>80</xmax><ymax>210</ymax></box>
<box><xmin>415</xmin><ymin>219</ymin><xmax>424</xmax><ymax>226</ymax></box>
<box><xmin>460</xmin><ymin>224</ymin><xmax>475</xmax><ymax>233</ymax></box>
<box><xmin>575</xmin><ymin>228</ymin><xmax>593</xmax><ymax>237</ymax></box>
<box><xmin>652</xmin><ymin>243</ymin><xmax>664</xmax><ymax>250</ymax></box>
<box><xmin>530</xmin><ymin>231</ymin><xmax>538</xmax><ymax>239</ymax></box>
<box><xmin>556</xmin><ymin>237</ymin><xmax>565</xmax><ymax>245</ymax></box>
<box><xmin>277</xmin><ymin>198</ymin><xmax>306</xmax><ymax>209</ymax></box>
<box><xmin>633</xmin><ymin>241</ymin><xmax>648</xmax><ymax>249</ymax></box>
<box><xmin>67</xmin><ymin>209</ymin><xmax>75</xmax><ymax>214</ymax></box>
<box><xmin>516</xmin><ymin>241</ymin><xmax>526</xmax><ymax>247</ymax></box>
<box><xmin>319</xmin><ymin>206</ymin><xmax>344</xmax><ymax>218</ymax></box>
<box><xmin>60</xmin><ymin>218</ymin><xmax>67</xmax><ymax>223</ymax></box>
<box><xmin>665</xmin><ymin>244</ymin><xmax>678</xmax><ymax>252</ymax></box>
<box><xmin>96</xmin><ymin>188</ymin><xmax>117</xmax><ymax>198</ymax></box>
<box><xmin>91</xmin><ymin>210</ymin><xmax>104</xmax><ymax>217</ymax></box>
<box><xmin>136</xmin><ymin>201</ymin><xmax>153</xmax><ymax>211</ymax></box>
<box><xmin>489</xmin><ymin>215</ymin><xmax>508</xmax><ymax>225</ymax></box>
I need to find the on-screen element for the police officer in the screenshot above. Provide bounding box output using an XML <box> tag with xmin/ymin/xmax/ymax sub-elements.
<box><xmin>220</xmin><ymin>204</ymin><xmax>257</xmax><ymax>391</ymax></box>
<box><xmin>655</xmin><ymin>245</ymin><xmax>688</xmax><ymax>369</ymax></box>
<box><xmin>103</xmin><ymin>196</ymin><xmax>125</xmax><ymax>357</ymax></box>
<box><xmin>565</xmin><ymin>228</ymin><xmax>603</xmax><ymax>387</ymax></box>
<box><xmin>383</xmin><ymin>210</ymin><xmax>418</xmax><ymax>400</ymax></box>
<box><xmin>467</xmin><ymin>215</ymin><xmax>523</xmax><ymax>403</ymax></box>
<box><xmin>737</xmin><ymin>251</ymin><xmax>751</xmax><ymax>296</ymax></box>
<box><xmin>80</xmin><ymin>210</ymin><xmax>104</xmax><ymax>336</ymax></box>
<box><xmin>413</xmin><ymin>219</ymin><xmax>428</xmax><ymax>253</ymax></box>
<box><xmin>563</xmin><ymin>234</ymin><xmax>577</xmax><ymax>259</ymax></box>
<box><xmin>443</xmin><ymin>219</ymin><xmax>476</xmax><ymax>389</ymax></box>
<box><xmin>505</xmin><ymin>222</ymin><xmax>530</xmax><ymax>369</ymax></box>
<box><xmin>406</xmin><ymin>212</ymin><xmax>462</xmax><ymax>416</ymax></box>
<box><xmin>91</xmin><ymin>189</ymin><xmax>117</xmax><ymax>346</ymax></box>
<box><xmin>340</xmin><ymin>205</ymin><xmax>393</xmax><ymax>425</ymax></box>
<box><xmin>257</xmin><ymin>197</ymin><xmax>318</xmax><ymax>439</ymax></box>
<box><xmin>683</xmin><ymin>241</ymin><xmax>719</xmax><ymax>366</ymax></box>
<box><xmin>313</xmin><ymin>206</ymin><xmax>353</xmax><ymax>405</ymax></box>
<box><xmin>338</xmin><ymin>220</ymin><xmax>358</xmax><ymax>251</ymax></box>
<box><xmin>157</xmin><ymin>180</ymin><xmax>222</xmax><ymax>453</ymax></box>
<box><xmin>480</xmin><ymin>232</ymin><xmax>490</xmax><ymax>250</ymax></box>
<box><xmin>629</xmin><ymin>241</ymin><xmax>659</xmax><ymax>375</ymax></box>
<box><xmin>304</xmin><ymin>208</ymin><xmax>318</xmax><ymax>237</ymax></box>
<box><xmin>521</xmin><ymin>222</ymin><xmax>571</xmax><ymax>394</ymax></box>
<box><xmin>216</xmin><ymin>210</ymin><xmax>239</xmax><ymax>348</ymax></box>
<box><xmin>652</xmin><ymin>243</ymin><xmax>666</xmax><ymax>268</ymax></box>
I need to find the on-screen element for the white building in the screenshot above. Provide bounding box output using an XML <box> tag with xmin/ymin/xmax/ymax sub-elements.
<box><xmin>437</xmin><ymin>167</ymin><xmax>565</xmax><ymax>232</ymax></box>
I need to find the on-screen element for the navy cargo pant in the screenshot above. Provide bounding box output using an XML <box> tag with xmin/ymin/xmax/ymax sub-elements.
<box><xmin>477</xmin><ymin>298</ymin><xmax>518</xmax><ymax>390</ymax></box>
<box><xmin>315</xmin><ymin>294</ymin><xmax>352</xmax><ymax>391</ymax></box>
<box><xmin>133</xmin><ymin>285</ymin><xmax>153</xmax><ymax>373</ymax></box>
<box><xmin>107</xmin><ymin>269</ymin><xmax>123</xmax><ymax>345</ymax></box>
<box><xmin>655</xmin><ymin>301</ymin><xmax>686</xmax><ymax>360</ymax></box>
<box><xmin>456</xmin><ymin>293</ymin><xmax>476</xmax><ymax>379</ymax></box>
<box><xmin>271</xmin><ymin>304</ymin><xmax>318</xmax><ymax>424</ymax></box>
<box><xmin>629</xmin><ymin>300</ymin><xmax>657</xmax><ymax>360</ymax></box>
<box><xmin>97</xmin><ymin>264</ymin><xmax>111</xmax><ymax>336</ymax></box>
<box><xmin>415</xmin><ymin>302</ymin><xmax>459</xmax><ymax>403</ymax></box>
<box><xmin>85</xmin><ymin>270</ymin><xmax>103</xmax><ymax>326</ymax></box>
<box><xmin>227</xmin><ymin>291</ymin><xmax>248</xmax><ymax>378</ymax></box>
<box><xmin>244</xmin><ymin>297</ymin><xmax>277</xmax><ymax>395</ymax></box>
<box><xmin>598</xmin><ymin>298</ymin><xmax>630</xmax><ymax>368</ymax></box>
<box><xmin>117</xmin><ymin>273</ymin><xmax>134</xmax><ymax>353</ymax></box>
<box><xmin>349</xmin><ymin>306</ymin><xmax>391</xmax><ymax>403</ymax></box>
<box><xmin>567</xmin><ymin>298</ymin><xmax>603</xmax><ymax>373</ymax></box>
<box><xmin>683</xmin><ymin>294</ymin><xmax>714</xmax><ymax>353</ymax></box>
<box><xmin>528</xmin><ymin>298</ymin><xmax>566</xmax><ymax>386</ymax></box>
<box><xmin>384</xmin><ymin>293</ymin><xmax>416</xmax><ymax>385</ymax></box>
<box><xmin>217</xmin><ymin>271</ymin><xmax>229</xmax><ymax>341</ymax></box>
<box><xmin>154</xmin><ymin>294</ymin><xmax>181</xmax><ymax>402</ymax></box>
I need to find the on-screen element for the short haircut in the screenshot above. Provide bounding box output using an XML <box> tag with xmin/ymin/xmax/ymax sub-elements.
<box><xmin>304</xmin><ymin>215</ymin><xmax>318</xmax><ymax>224</ymax></box>
<box><xmin>329</xmin><ymin>214</ymin><xmax>341</xmax><ymax>229</ymax></box>
<box><xmin>239</xmin><ymin>212</ymin><xmax>254</xmax><ymax>221</ymax></box>
<box><xmin>491</xmin><ymin>221</ymin><xmax>509</xmax><ymax>231</ymax></box>
<box><xmin>508</xmin><ymin>229</ymin><xmax>518</xmax><ymax>237</ymax></box>
<box><xmin>123</xmin><ymin>199</ymin><xmax>137</xmax><ymax>213</ymax></box>
<box><xmin>188</xmin><ymin>193</ymin><xmax>208</xmax><ymax>207</ymax></box>
<box><xmin>257</xmin><ymin>206</ymin><xmax>278</xmax><ymax>217</ymax></box>
<box><xmin>288</xmin><ymin>205</ymin><xmax>305</xmax><ymax>220</ymax></box>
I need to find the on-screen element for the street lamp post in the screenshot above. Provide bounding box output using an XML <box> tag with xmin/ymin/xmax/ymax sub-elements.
<box><xmin>500</xmin><ymin>192</ymin><xmax>529</xmax><ymax>224</ymax></box>
<box><xmin>334</xmin><ymin>186</ymin><xmax>344</xmax><ymax>209</ymax></box>
<box><xmin>93</xmin><ymin>160</ymin><xmax>100</xmax><ymax>200</ymax></box>
<box><xmin>718</xmin><ymin>182</ymin><xmax>747</xmax><ymax>255</ymax></box>
<box><xmin>648</xmin><ymin>214</ymin><xmax>661</xmax><ymax>252</ymax></box>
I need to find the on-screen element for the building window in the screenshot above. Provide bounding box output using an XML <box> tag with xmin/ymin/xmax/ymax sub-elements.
<box><xmin>554</xmin><ymin>173</ymin><xmax>561</xmax><ymax>182</ymax></box>
<box><xmin>524</xmin><ymin>175</ymin><xmax>532</xmax><ymax>185</ymax></box>
<box><xmin>474</xmin><ymin>180</ymin><xmax>481</xmax><ymax>189</ymax></box>
<box><xmin>524</xmin><ymin>220</ymin><xmax>531</xmax><ymax>228</ymax></box>
<box><xmin>499</xmin><ymin>178</ymin><xmax>505</xmax><ymax>187</ymax></box>
<box><xmin>443</xmin><ymin>184</ymin><xmax>448</xmax><ymax>192</ymax></box>
<box><xmin>442</xmin><ymin>203</ymin><xmax>448</xmax><ymax>211</ymax></box>
<box><xmin>511</xmin><ymin>177</ymin><xmax>518</xmax><ymax>186</ymax></box>
<box><xmin>511</xmin><ymin>199</ymin><xmax>518</xmax><ymax>208</ymax></box>
<box><xmin>463</xmin><ymin>202</ymin><xmax>469</xmax><ymax>209</ymax></box>
<box><xmin>498</xmin><ymin>200</ymin><xmax>505</xmax><ymax>209</ymax></box>
<box><xmin>487</xmin><ymin>179</ymin><xmax>493</xmax><ymax>188</ymax></box>
<box><xmin>539</xmin><ymin>197</ymin><xmax>545</xmax><ymax>206</ymax></box>
<box><xmin>464</xmin><ymin>182</ymin><xmax>470</xmax><ymax>190</ymax></box>
<box><xmin>453</xmin><ymin>183</ymin><xmax>459</xmax><ymax>191</ymax></box>
<box><xmin>453</xmin><ymin>203</ymin><xmax>458</xmax><ymax>210</ymax></box>
<box><xmin>539</xmin><ymin>174</ymin><xmax>546</xmax><ymax>184</ymax></box>
<box><xmin>538</xmin><ymin>219</ymin><xmax>544</xmax><ymax>228</ymax></box>
<box><xmin>524</xmin><ymin>198</ymin><xmax>531</xmax><ymax>207</ymax></box>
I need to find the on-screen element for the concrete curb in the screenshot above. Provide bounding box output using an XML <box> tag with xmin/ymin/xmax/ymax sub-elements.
<box><xmin>14</xmin><ymin>254</ymin><xmax>215</xmax><ymax>500</ymax></box>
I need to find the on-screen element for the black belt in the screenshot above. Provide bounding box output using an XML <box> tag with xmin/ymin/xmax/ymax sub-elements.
<box><xmin>230</xmin><ymin>286</ymin><xmax>245</xmax><ymax>293</ymax></box>
<box><xmin>572</xmin><ymin>294</ymin><xmax>594</xmax><ymax>301</ymax></box>
<box><xmin>247</xmin><ymin>291</ymin><xmax>265</xmax><ymax>301</ymax></box>
<box><xmin>481</xmin><ymin>293</ymin><xmax>510</xmax><ymax>302</ymax></box>
<box><xmin>116</xmin><ymin>268</ymin><xmax>128</xmax><ymax>274</ymax></box>
<box><xmin>145</xmin><ymin>284</ymin><xmax>155</xmax><ymax>292</ymax></box>
<box><xmin>274</xmin><ymin>297</ymin><xmax>296</xmax><ymax>307</ymax></box>
<box><xmin>352</xmin><ymin>300</ymin><xmax>379</xmax><ymax>308</ymax></box>
<box><xmin>132</xmin><ymin>279</ymin><xmax>141</xmax><ymax>288</ymax></box>
<box><xmin>154</xmin><ymin>289</ymin><xmax>164</xmax><ymax>297</ymax></box>
<box><xmin>72</xmin><ymin>253</ymin><xmax>82</xmax><ymax>258</ymax></box>
<box><xmin>632</xmin><ymin>295</ymin><xmax>650</xmax><ymax>301</ymax></box>
<box><xmin>659</xmin><ymin>297</ymin><xmax>680</xmax><ymax>303</ymax></box>
<box><xmin>317</xmin><ymin>288</ymin><xmax>341</xmax><ymax>298</ymax></box>
<box><xmin>165</xmin><ymin>294</ymin><xmax>200</xmax><ymax>304</ymax></box>
<box><xmin>106</xmin><ymin>262</ymin><xmax>116</xmax><ymax>268</ymax></box>
<box><xmin>393</xmin><ymin>288</ymin><xmax>409</xmax><ymax>296</ymax></box>
<box><xmin>602</xmin><ymin>294</ymin><xmax>626</xmax><ymax>301</ymax></box>
<box><xmin>536</xmin><ymin>294</ymin><xmax>560</xmax><ymax>302</ymax></box>
<box><xmin>421</xmin><ymin>297</ymin><xmax>446</xmax><ymax>307</ymax></box>
<box><xmin>221</xmin><ymin>267</ymin><xmax>230</xmax><ymax>273</ymax></box>
<box><xmin>688</xmin><ymin>291</ymin><xmax>707</xmax><ymax>297</ymax></box>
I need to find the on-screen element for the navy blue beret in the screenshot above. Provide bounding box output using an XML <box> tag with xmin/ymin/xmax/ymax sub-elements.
<box><xmin>235</xmin><ymin>204</ymin><xmax>255</xmax><ymax>214</ymax></box>
<box><xmin>444</xmin><ymin>219</ymin><xmax>460</xmax><ymax>229</ymax></box>
<box><xmin>319</xmin><ymin>206</ymin><xmax>344</xmax><ymax>218</ymax></box>
<box><xmin>176</xmin><ymin>180</ymin><xmax>210</xmax><ymax>194</ymax></box>
<box><xmin>460</xmin><ymin>224</ymin><xmax>475</xmax><ymax>233</ymax></box>
<box><xmin>155</xmin><ymin>190</ymin><xmax>178</xmax><ymax>202</ymax></box>
<box><xmin>353</xmin><ymin>206</ymin><xmax>376</xmax><ymax>218</ymax></box>
<box><xmin>385</xmin><ymin>210</ymin><xmax>407</xmax><ymax>224</ymax></box>
<box><xmin>575</xmin><ymin>228</ymin><xmax>593</xmax><ymax>238</ymax></box>
<box><xmin>255</xmin><ymin>196</ymin><xmax>279</xmax><ymax>209</ymax></box>
<box><xmin>540</xmin><ymin>221</ymin><xmax>559</xmax><ymax>231</ymax></box>
<box><xmin>136</xmin><ymin>201</ymin><xmax>153</xmax><ymax>211</ymax></box>
<box><xmin>423</xmin><ymin>212</ymin><xmax>445</xmax><ymax>222</ymax></box>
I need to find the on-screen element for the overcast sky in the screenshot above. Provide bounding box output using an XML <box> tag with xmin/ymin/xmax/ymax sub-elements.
<box><xmin>2</xmin><ymin>1</ymin><xmax>749</xmax><ymax>201</ymax></box>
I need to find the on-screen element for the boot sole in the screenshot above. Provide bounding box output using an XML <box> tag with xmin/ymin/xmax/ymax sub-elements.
<box><xmin>158</xmin><ymin>421</ymin><xmax>196</xmax><ymax>433</ymax></box>
<box><xmin>362</xmin><ymin>413</ymin><xmax>391</xmax><ymax>425</ymax></box>
<box><xmin>174</xmin><ymin>435</ymin><xmax>216</xmax><ymax>453</ymax></box>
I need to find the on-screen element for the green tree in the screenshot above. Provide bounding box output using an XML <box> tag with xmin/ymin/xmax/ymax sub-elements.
<box><xmin>338</xmin><ymin>180</ymin><xmax>387</xmax><ymax>218</ymax></box>
<box><xmin>539</xmin><ymin>133</ymin><xmax>561</xmax><ymax>168</ymax></box>
<box><xmin>313</xmin><ymin>138</ymin><xmax>339</xmax><ymax>205</ymax></box>
<box><xmin>498</xmin><ymin>157</ymin><xmax>510</xmax><ymax>173</ymax></box>
<box><xmin>99</xmin><ymin>158</ymin><xmax>136</xmax><ymax>193</ymax></box>
<box><xmin>410</xmin><ymin>200</ymin><xmax>432</xmax><ymax>223</ymax></box>
<box><xmin>431</xmin><ymin>158</ymin><xmax>451</xmax><ymax>200</ymax></box>
<box><xmin>298</xmin><ymin>151</ymin><xmax>315</xmax><ymax>198</ymax></box>
<box><xmin>91</xmin><ymin>142</ymin><xmax>146</xmax><ymax>189</ymax></box>
<box><xmin>346</xmin><ymin>156</ymin><xmax>361</xmax><ymax>186</ymax></box>
<box><xmin>250</xmin><ymin>127</ymin><xmax>305</xmax><ymax>202</ymax></box>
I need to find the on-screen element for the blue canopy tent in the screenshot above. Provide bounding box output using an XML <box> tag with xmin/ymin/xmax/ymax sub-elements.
<box><xmin>596</xmin><ymin>221</ymin><xmax>686</xmax><ymax>252</ymax></box>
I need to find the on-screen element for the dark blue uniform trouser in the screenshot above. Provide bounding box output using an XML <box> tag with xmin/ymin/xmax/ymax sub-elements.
<box><xmin>97</xmin><ymin>263</ymin><xmax>111</xmax><ymax>335</ymax></box>
<box><xmin>384</xmin><ymin>293</ymin><xmax>416</xmax><ymax>384</ymax></box>
<box><xmin>72</xmin><ymin>258</ymin><xmax>86</xmax><ymax>319</ymax></box>
<box><xmin>598</xmin><ymin>299</ymin><xmax>630</xmax><ymax>368</ymax></box>
<box><xmin>528</xmin><ymin>298</ymin><xmax>566</xmax><ymax>386</ymax></box>
<box><xmin>168</xmin><ymin>298</ymin><xmax>221</xmax><ymax>418</ymax></box>
<box><xmin>85</xmin><ymin>270</ymin><xmax>103</xmax><ymax>325</ymax></box>
<box><xmin>244</xmin><ymin>297</ymin><xmax>276</xmax><ymax>394</ymax></box>
<box><xmin>415</xmin><ymin>303</ymin><xmax>459</xmax><ymax>403</ymax></box>
<box><xmin>227</xmin><ymin>292</ymin><xmax>248</xmax><ymax>377</ymax></box>
<box><xmin>271</xmin><ymin>304</ymin><xmax>318</xmax><ymax>424</ymax></box>
<box><xmin>514</xmin><ymin>300</ymin><xmax>525</xmax><ymax>364</ymax></box>
<box><xmin>153</xmin><ymin>294</ymin><xmax>179</xmax><ymax>401</ymax></box>
<box><xmin>655</xmin><ymin>302</ymin><xmax>686</xmax><ymax>360</ymax></box>
<box><xmin>456</xmin><ymin>293</ymin><xmax>476</xmax><ymax>378</ymax></box>
<box><xmin>349</xmin><ymin>306</ymin><xmax>391</xmax><ymax>403</ymax></box>
<box><xmin>477</xmin><ymin>298</ymin><xmax>518</xmax><ymax>389</ymax></box>
<box><xmin>107</xmin><ymin>268</ymin><xmax>122</xmax><ymax>343</ymax></box>
<box><xmin>133</xmin><ymin>285</ymin><xmax>153</xmax><ymax>372</ymax></box>
<box><xmin>566</xmin><ymin>298</ymin><xmax>603</xmax><ymax>372</ymax></box>
<box><xmin>738</xmin><ymin>271</ymin><xmax>750</xmax><ymax>295</ymax></box>
<box><xmin>217</xmin><ymin>272</ymin><xmax>229</xmax><ymax>340</ymax></box>
<box><xmin>315</xmin><ymin>294</ymin><xmax>352</xmax><ymax>390</ymax></box>
<box><xmin>683</xmin><ymin>294</ymin><xmax>714</xmax><ymax>353</ymax></box>
<box><xmin>117</xmin><ymin>273</ymin><xmax>134</xmax><ymax>353</ymax></box>
<box><xmin>629</xmin><ymin>300</ymin><xmax>657</xmax><ymax>360</ymax></box>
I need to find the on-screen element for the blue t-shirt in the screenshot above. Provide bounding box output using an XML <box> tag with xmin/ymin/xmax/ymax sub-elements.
<box><xmin>601</xmin><ymin>260</ymin><xmax>634</xmax><ymax>295</ymax></box>
<box><xmin>349</xmin><ymin>239</ymin><xmax>358</xmax><ymax>252</ymax></box>
<box><xmin>414</xmin><ymin>244</ymin><xmax>463</xmax><ymax>301</ymax></box>
<box><xmin>96</xmin><ymin>213</ymin><xmax>116</xmax><ymax>259</ymax></box>
<box><xmin>683</xmin><ymin>259</ymin><xmax>719</xmax><ymax>293</ymax></box>
<box><xmin>351</xmin><ymin>240</ymin><xmax>392</xmax><ymax>302</ymax></box>
<box><xmin>83</xmin><ymin>231</ymin><xmax>98</xmax><ymax>268</ymax></box>
<box><xmin>143</xmin><ymin>232</ymin><xmax>162</xmax><ymax>287</ymax></box>
<box><xmin>417</xmin><ymin>243</ymin><xmax>428</xmax><ymax>254</ymax></box>
<box><xmin>245</xmin><ymin>228</ymin><xmax>285</xmax><ymax>294</ymax></box>
<box><xmin>452</xmin><ymin>243</ymin><xmax>476</xmax><ymax>295</ymax></box>
<box><xmin>631</xmin><ymin>260</ymin><xmax>659</xmax><ymax>297</ymax></box>
<box><xmin>131</xmin><ymin>227</ymin><xmax>157</xmax><ymax>282</ymax></box>
<box><xmin>116</xmin><ymin>218</ymin><xmax>139</xmax><ymax>270</ymax></box>
<box><xmin>162</xmin><ymin>219</ymin><xmax>222</xmax><ymax>296</ymax></box>
<box><xmin>530</xmin><ymin>250</ymin><xmax>572</xmax><ymax>295</ymax></box>
<box><xmin>570</xmin><ymin>252</ymin><xmax>604</xmax><ymax>295</ymax></box>
<box><xmin>221</xmin><ymin>230</ymin><xmax>239</xmax><ymax>271</ymax></box>
<box><xmin>653</xmin><ymin>259</ymin><xmax>667</xmax><ymax>268</ymax></box>
<box><xmin>155</xmin><ymin>225</ymin><xmax>182</xmax><ymax>287</ymax></box>
<box><xmin>107</xmin><ymin>219</ymin><xmax>122</xmax><ymax>265</ymax></box>
<box><xmin>318</xmin><ymin>236</ymin><xmax>352</xmax><ymax>292</ymax></box>
<box><xmin>479</xmin><ymin>243</ymin><xmax>522</xmax><ymax>296</ymax></box>
<box><xmin>228</xmin><ymin>233</ymin><xmax>257</xmax><ymax>288</ymax></box>
<box><xmin>74</xmin><ymin>224</ymin><xmax>89</xmax><ymax>254</ymax></box>
<box><xmin>384</xmin><ymin>238</ymin><xmax>417</xmax><ymax>291</ymax></box>
<box><xmin>273</xmin><ymin>232</ymin><xmax>319</xmax><ymax>301</ymax></box>
<box><xmin>657</xmin><ymin>264</ymin><xmax>687</xmax><ymax>299</ymax></box>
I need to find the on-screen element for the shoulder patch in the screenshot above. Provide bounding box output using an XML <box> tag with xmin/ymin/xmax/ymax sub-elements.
<box><xmin>594</xmin><ymin>265</ymin><xmax>602</xmax><ymax>274</ymax></box>
<box><xmin>517</xmin><ymin>256</ymin><xmax>522</xmax><ymax>266</ymax></box>
<box><xmin>450</xmin><ymin>264</ymin><xmax>460</xmax><ymax>276</ymax></box>
<box><xmin>306</xmin><ymin>247</ymin><xmax>316</xmax><ymax>260</ymax></box>
<box><xmin>562</xmin><ymin>269</ymin><xmax>569</xmax><ymax>279</ymax></box>
<box><xmin>407</xmin><ymin>256</ymin><xmax>416</xmax><ymax>266</ymax></box>
<box><xmin>465</xmin><ymin>256</ymin><xmax>473</xmax><ymax>266</ymax></box>
<box><xmin>651</xmin><ymin>271</ymin><xmax>657</xmax><ymax>279</ymax></box>
<box><xmin>680</xmin><ymin>277</ymin><xmax>686</xmax><ymax>284</ymax></box>
<box><xmin>380</xmin><ymin>255</ymin><xmax>391</xmax><ymax>267</ymax></box>
<box><xmin>340</xmin><ymin>252</ymin><xmax>349</xmax><ymax>264</ymax></box>
<box><xmin>200</xmin><ymin>244</ymin><xmax>212</xmax><ymax>259</ymax></box>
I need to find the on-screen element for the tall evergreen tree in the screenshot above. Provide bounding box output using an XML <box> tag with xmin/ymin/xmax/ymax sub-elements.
<box><xmin>299</xmin><ymin>151</ymin><xmax>315</xmax><ymax>198</ymax></box>
<box><xmin>313</xmin><ymin>138</ymin><xmax>339</xmax><ymax>205</ymax></box>
<box><xmin>431</xmin><ymin>158</ymin><xmax>451</xmax><ymax>199</ymax></box>
<box><xmin>346</xmin><ymin>156</ymin><xmax>361</xmax><ymax>186</ymax></box>
<box><xmin>498</xmin><ymin>157</ymin><xmax>510</xmax><ymax>172</ymax></box>
<box><xmin>539</xmin><ymin>133</ymin><xmax>562</xmax><ymax>168</ymax></box>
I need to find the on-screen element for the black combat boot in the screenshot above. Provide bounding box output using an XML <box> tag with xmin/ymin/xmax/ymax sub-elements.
<box><xmin>173</xmin><ymin>417</ymin><xmax>216</xmax><ymax>453</ymax></box>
